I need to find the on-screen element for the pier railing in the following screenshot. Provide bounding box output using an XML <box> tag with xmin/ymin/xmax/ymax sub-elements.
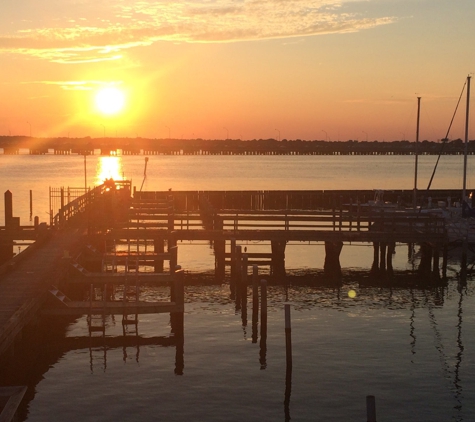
<box><xmin>51</xmin><ymin>180</ymin><xmax>131</xmax><ymax>227</ymax></box>
<box><xmin>135</xmin><ymin>190</ymin><xmax>467</xmax><ymax>212</ymax></box>
<box><xmin>121</xmin><ymin>207</ymin><xmax>446</xmax><ymax>238</ymax></box>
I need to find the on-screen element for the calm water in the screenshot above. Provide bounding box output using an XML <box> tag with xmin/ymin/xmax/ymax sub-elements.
<box><xmin>1</xmin><ymin>154</ymin><xmax>475</xmax><ymax>421</ymax></box>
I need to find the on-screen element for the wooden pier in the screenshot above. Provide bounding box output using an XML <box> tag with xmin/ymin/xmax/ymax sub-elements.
<box><xmin>0</xmin><ymin>182</ymin><xmax>461</xmax><ymax>365</ymax></box>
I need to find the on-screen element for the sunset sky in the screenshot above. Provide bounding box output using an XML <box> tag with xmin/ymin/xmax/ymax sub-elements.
<box><xmin>1</xmin><ymin>0</ymin><xmax>474</xmax><ymax>142</ymax></box>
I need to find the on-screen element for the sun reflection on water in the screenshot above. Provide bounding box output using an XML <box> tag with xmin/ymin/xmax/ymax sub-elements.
<box><xmin>95</xmin><ymin>156</ymin><xmax>124</xmax><ymax>185</ymax></box>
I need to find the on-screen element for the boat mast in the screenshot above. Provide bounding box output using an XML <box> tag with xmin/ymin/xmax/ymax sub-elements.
<box><xmin>462</xmin><ymin>75</ymin><xmax>471</xmax><ymax>203</ymax></box>
<box><xmin>413</xmin><ymin>96</ymin><xmax>421</xmax><ymax>209</ymax></box>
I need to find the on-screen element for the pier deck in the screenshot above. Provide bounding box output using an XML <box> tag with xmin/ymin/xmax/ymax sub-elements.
<box><xmin>0</xmin><ymin>227</ymin><xmax>86</xmax><ymax>358</ymax></box>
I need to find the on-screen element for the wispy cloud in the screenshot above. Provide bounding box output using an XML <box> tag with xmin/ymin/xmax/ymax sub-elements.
<box><xmin>0</xmin><ymin>0</ymin><xmax>396</xmax><ymax>63</ymax></box>
<box><xmin>25</xmin><ymin>80</ymin><xmax>123</xmax><ymax>90</ymax></box>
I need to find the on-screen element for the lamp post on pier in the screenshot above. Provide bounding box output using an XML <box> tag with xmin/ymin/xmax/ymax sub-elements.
<box><xmin>223</xmin><ymin>127</ymin><xmax>229</xmax><ymax>140</ymax></box>
<box><xmin>321</xmin><ymin>130</ymin><xmax>328</xmax><ymax>141</ymax></box>
<box><xmin>275</xmin><ymin>128</ymin><xmax>280</xmax><ymax>141</ymax></box>
<box><xmin>362</xmin><ymin>131</ymin><xmax>368</xmax><ymax>142</ymax></box>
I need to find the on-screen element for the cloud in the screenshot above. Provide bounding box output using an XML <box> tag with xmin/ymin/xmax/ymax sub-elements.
<box><xmin>25</xmin><ymin>80</ymin><xmax>123</xmax><ymax>90</ymax></box>
<box><xmin>0</xmin><ymin>0</ymin><xmax>396</xmax><ymax>63</ymax></box>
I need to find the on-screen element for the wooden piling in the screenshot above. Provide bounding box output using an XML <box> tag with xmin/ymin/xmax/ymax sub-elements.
<box><xmin>252</xmin><ymin>265</ymin><xmax>259</xmax><ymax>344</ymax></box>
<box><xmin>379</xmin><ymin>242</ymin><xmax>387</xmax><ymax>271</ymax></box>
<box><xmin>366</xmin><ymin>395</ymin><xmax>376</xmax><ymax>422</ymax></box>
<box><xmin>230</xmin><ymin>239</ymin><xmax>237</xmax><ymax>296</ymax></box>
<box><xmin>284</xmin><ymin>304</ymin><xmax>292</xmax><ymax>422</ymax></box>
<box><xmin>323</xmin><ymin>241</ymin><xmax>343</xmax><ymax>279</ymax></box>
<box><xmin>386</xmin><ymin>242</ymin><xmax>395</xmax><ymax>274</ymax></box>
<box><xmin>241</xmin><ymin>253</ymin><xmax>248</xmax><ymax>325</ymax></box>
<box><xmin>271</xmin><ymin>240</ymin><xmax>286</xmax><ymax>277</ymax></box>
<box><xmin>154</xmin><ymin>237</ymin><xmax>164</xmax><ymax>273</ymax></box>
<box><xmin>214</xmin><ymin>216</ymin><xmax>225</xmax><ymax>280</ymax></box>
<box><xmin>260</xmin><ymin>279</ymin><xmax>267</xmax><ymax>369</ymax></box>
<box><xmin>285</xmin><ymin>304</ymin><xmax>292</xmax><ymax>369</ymax></box>
<box><xmin>4</xmin><ymin>190</ymin><xmax>13</xmax><ymax>225</ymax></box>
<box><xmin>169</xmin><ymin>243</ymin><xmax>177</xmax><ymax>276</ymax></box>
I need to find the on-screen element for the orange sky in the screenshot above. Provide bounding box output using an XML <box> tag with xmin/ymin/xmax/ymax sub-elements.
<box><xmin>1</xmin><ymin>0</ymin><xmax>474</xmax><ymax>142</ymax></box>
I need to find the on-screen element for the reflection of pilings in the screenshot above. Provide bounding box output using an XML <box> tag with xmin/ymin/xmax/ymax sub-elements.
<box><xmin>460</xmin><ymin>237</ymin><xmax>468</xmax><ymax>284</ymax></box>
<box><xmin>442</xmin><ymin>243</ymin><xmax>448</xmax><ymax>280</ymax></box>
<box><xmin>252</xmin><ymin>266</ymin><xmax>259</xmax><ymax>344</ymax></box>
<box><xmin>259</xmin><ymin>279</ymin><xmax>267</xmax><ymax>369</ymax></box>
<box><xmin>284</xmin><ymin>304</ymin><xmax>292</xmax><ymax>422</ymax></box>
<box><xmin>453</xmin><ymin>290</ymin><xmax>464</xmax><ymax>409</ymax></box>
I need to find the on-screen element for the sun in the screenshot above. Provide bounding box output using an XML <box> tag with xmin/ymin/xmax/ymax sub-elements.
<box><xmin>95</xmin><ymin>87</ymin><xmax>125</xmax><ymax>115</ymax></box>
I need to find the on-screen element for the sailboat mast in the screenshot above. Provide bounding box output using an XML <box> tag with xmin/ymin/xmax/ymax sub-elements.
<box><xmin>413</xmin><ymin>96</ymin><xmax>421</xmax><ymax>209</ymax></box>
<box><xmin>462</xmin><ymin>75</ymin><xmax>471</xmax><ymax>202</ymax></box>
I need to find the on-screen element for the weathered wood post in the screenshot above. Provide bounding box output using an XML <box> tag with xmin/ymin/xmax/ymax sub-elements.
<box><xmin>366</xmin><ymin>395</ymin><xmax>377</xmax><ymax>422</ymax></box>
<box><xmin>252</xmin><ymin>265</ymin><xmax>259</xmax><ymax>344</ymax></box>
<box><xmin>357</xmin><ymin>200</ymin><xmax>361</xmax><ymax>231</ymax></box>
<box><xmin>154</xmin><ymin>237</ymin><xmax>165</xmax><ymax>273</ymax></box>
<box><xmin>172</xmin><ymin>268</ymin><xmax>185</xmax><ymax>375</ymax></box>
<box><xmin>241</xmin><ymin>253</ymin><xmax>248</xmax><ymax>326</ymax></box>
<box><xmin>271</xmin><ymin>240</ymin><xmax>286</xmax><ymax>277</ymax></box>
<box><xmin>59</xmin><ymin>187</ymin><xmax>65</xmax><ymax>225</ymax></box>
<box><xmin>349</xmin><ymin>197</ymin><xmax>353</xmax><ymax>231</ymax></box>
<box><xmin>0</xmin><ymin>191</ymin><xmax>14</xmax><ymax>264</ymax></box>
<box><xmin>259</xmin><ymin>279</ymin><xmax>267</xmax><ymax>369</ymax></box>
<box><xmin>169</xmin><ymin>243</ymin><xmax>178</xmax><ymax>277</ymax></box>
<box><xmin>386</xmin><ymin>242</ymin><xmax>395</xmax><ymax>274</ymax></box>
<box><xmin>418</xmin><ymin>242</ymin><xmax>433</xmax><ymax>278</ymax></box>
<box><xmin>371</xmin><ymin>242</ymin><xmax>380</xmax><ymax>273</ymax></box>
<box><xmin>230</xmin><ymin>239</ymin><xmax>237</xmax><ymax>297</ymax></box>
<box><xmin>379</xmin><ymin>242</ymin><xmax>387</xmax><ymax>272</ymax></box>
<box><xmin>235</xmin><ymin>245</ymin><xmax>242</xmax><ymax>309</ymax></box>
<box><xmin>29</xmin><ymin>190</ymin><xmax>33</xmax><ymax>221</ymax></box>
<box><xmin>4</xmin><ymin>190</ymin><xmax>13</xmax><ymax>225</ymax></box>
<box><xmin>284</xmin><ymin>303</ymin><xmax>292</xmax><ymax>422</ymax></box>
<box><xmin>284</xmin><ymin>304</ymin><xmax>292</xmax><ymax>370</ymax></box>
<box><xmin>339</xmin><ymin>195</ymin><xmax>343</xmax><ymax>231</ymax></box>
<box><xmin>214</xmin><ymin>215</ymin><xmax>226</xmax><ymax>281</ymax></box>
<box><xmin>323</xmin><ymin>241</ymin><xmax>343</xmax><ymax>279</ymax></box>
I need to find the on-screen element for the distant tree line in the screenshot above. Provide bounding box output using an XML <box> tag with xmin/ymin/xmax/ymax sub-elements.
<box><xmin>0</xmin><ymin>136</ymin><xmax>474</xmax><ymax>155</ymax></box>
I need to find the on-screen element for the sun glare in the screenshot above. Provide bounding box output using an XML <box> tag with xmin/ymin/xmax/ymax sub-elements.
<box><xmin>95</xmin><ymin>87</ymin><xmax>125</xmax><ymax>115</ymax></box>
<box><xmin>96</xmin><ymin>156</ymin><xmax>123</xmax><ymax>185</ymax></box>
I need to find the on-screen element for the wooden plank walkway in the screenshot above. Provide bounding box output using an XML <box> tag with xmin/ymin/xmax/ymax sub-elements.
<box><xmin>0</xmin><ymin>227</ymin><xmax>86</xmax><ymax>359</ymax></box>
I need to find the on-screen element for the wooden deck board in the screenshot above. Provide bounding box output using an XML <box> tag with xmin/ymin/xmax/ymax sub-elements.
<box><xmin>0</xmin><ymin>227</ymin><xmax>87</xmax><ymax>357</ymax></box>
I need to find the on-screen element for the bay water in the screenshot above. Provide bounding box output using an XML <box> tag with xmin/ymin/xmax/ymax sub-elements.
<box><xmin>1</xmin><ymin>154</ymin><xmax>475</xmax><ymax>421</ymax></box>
